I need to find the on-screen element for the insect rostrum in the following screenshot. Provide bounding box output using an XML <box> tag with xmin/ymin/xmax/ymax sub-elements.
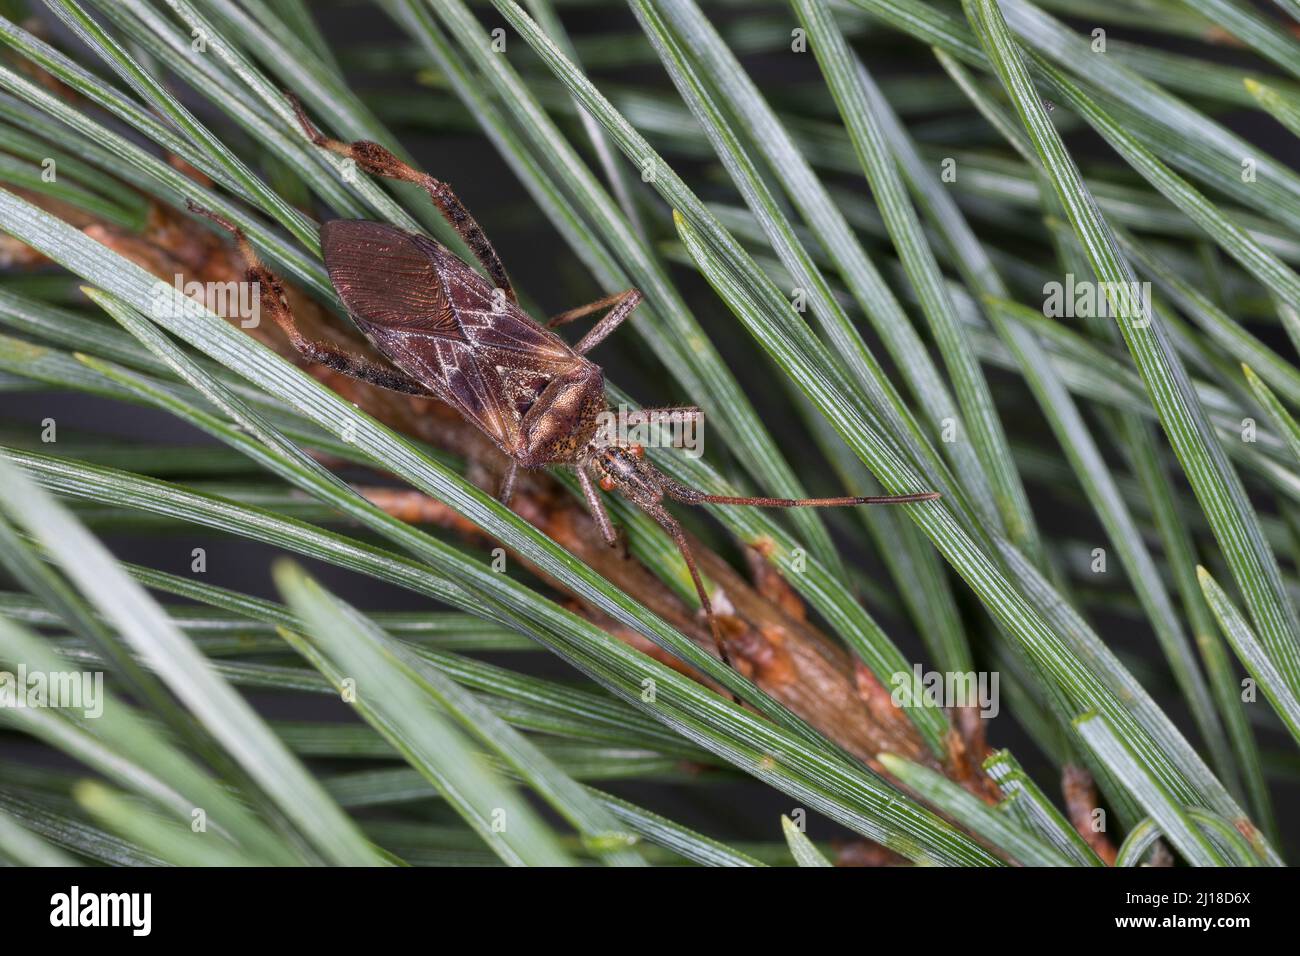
<box><xmin>187</xmin><ymin>94</ymin><xmax>939</xmax><ymax>667</ymax></box>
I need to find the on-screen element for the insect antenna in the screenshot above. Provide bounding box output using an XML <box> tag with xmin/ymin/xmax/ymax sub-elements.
<box><xmin>659</xmin><ymin>476</ymin><xmax>942</xmax><ymax>509</ymax></box>
<box><xmin>678</xmin><ymin>491</ymin><xmax>941</xmax><ymax>506</ymax></box>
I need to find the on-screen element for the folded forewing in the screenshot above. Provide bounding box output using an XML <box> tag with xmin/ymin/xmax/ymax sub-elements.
<box><xmin>321</xmin><ymin>219</ymin><xmax>462</xmax><ymax>336</ymax></box>
<box><xmin>322</xmin><ymin>219</ymin><xmax>582</xmax><ymax>452</ymax></box>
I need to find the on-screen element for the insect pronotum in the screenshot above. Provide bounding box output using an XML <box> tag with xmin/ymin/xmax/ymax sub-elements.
<box><xmin>186</xmin><ymin>93</ymin><xmax>940</xmax><ymax>669</ymax></box>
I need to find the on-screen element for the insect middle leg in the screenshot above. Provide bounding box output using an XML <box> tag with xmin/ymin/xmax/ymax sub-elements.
<box><xmin>288</xmin><ymin>94</ymin><xmax>516</xmax><ymax>305</ymax></box>
<box><xmin>547</xmin><ymin>289</ymin><xmax>643</xmax><ymax>355</ymax></box>
<box><xmin>185</xmin><ymin>201</ymin><xmax>431</xmax><ymax>396</ymax></box>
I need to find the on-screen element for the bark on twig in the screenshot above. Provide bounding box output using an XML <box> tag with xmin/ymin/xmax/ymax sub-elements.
<box><xmin>1063</xmin><ymin>764</ymin><xmax>1119</xmax><ymax>865</ymax></box>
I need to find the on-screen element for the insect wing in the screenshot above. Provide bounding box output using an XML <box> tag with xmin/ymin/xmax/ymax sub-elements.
<box><xmin>322</xmin><ymin>219</ymin><xmax>462</xmax><ymax>336</ymax></box>
<box><xmin>321</xmin><ymin>219</ymin><xmax>579</xmax><ymax>452</ymax></box>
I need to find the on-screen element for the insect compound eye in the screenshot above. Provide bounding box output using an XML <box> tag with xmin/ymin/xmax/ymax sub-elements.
<box><xmin>599</xmin><ymin>474</ymin><xmax>617</xmax><ymax>492</ymax></box>
<box><xmin>629</xmin><ymin>443</ymin><xmax>645</xmax><ymax>459</ymax></box>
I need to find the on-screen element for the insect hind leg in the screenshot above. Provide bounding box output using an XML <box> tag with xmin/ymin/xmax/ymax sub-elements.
<box><xmin>185</xmin><ymin>201</ymin><xmax>431</xmax><ymax>396</ymax></box>
<box><xmin>288</xmin><ymin>92</ymin><xmax>517</xmax><ymax>306</ymax></box>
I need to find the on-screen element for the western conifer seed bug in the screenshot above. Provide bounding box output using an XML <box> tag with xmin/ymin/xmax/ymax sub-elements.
<box><xmin>187</xmin><ymin>94</ymin><xmax>939</xmax><ymax>668</ymax></box>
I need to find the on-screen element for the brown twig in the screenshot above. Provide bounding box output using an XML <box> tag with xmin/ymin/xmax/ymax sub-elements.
<box><xmin>1063</xmin><ymin>764</ymin><xmax>1118</xmax><ymax>865</ymax></box>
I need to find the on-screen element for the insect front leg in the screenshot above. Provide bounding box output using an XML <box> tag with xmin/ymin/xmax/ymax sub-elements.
<box><xmin>288</xmin><ymin>93</ymin><xmax>516</xmax><ymax>305</ymax></box>
<box><xmin>577</xmin><ymin>467</ymin><xmax>619</xmax><ymax>549</ymax></box>
<box><xmin>185</xmin><ymin>202</ymin><xmax>433</xmax><ymax>396</ymax></box>
<box><xmin>498</xmin><ymin>461</ymin><xmax>519</xmax><ymax>507</ymax></box>
<box><xmin>547</xmin><ymin>290</ymin><xmax>643</xmax><ymax>355</ymax></box>
<box><xmin>574</xmin><ymin>466</ymin><xmax>631</xmax><ymax>559</ymax></box>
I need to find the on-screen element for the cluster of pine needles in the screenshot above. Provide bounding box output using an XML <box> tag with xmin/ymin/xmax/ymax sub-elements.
<box><xmin>1</xmin><ymin>0</ymin><xmax>1299</xmax><ymax>867</ymax></box>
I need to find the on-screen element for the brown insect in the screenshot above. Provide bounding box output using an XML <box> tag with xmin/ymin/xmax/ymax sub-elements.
<box><xmin>187</xmin><ymin>95</ymin><xmax>939</xmax><ymax>667</ymax></box>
